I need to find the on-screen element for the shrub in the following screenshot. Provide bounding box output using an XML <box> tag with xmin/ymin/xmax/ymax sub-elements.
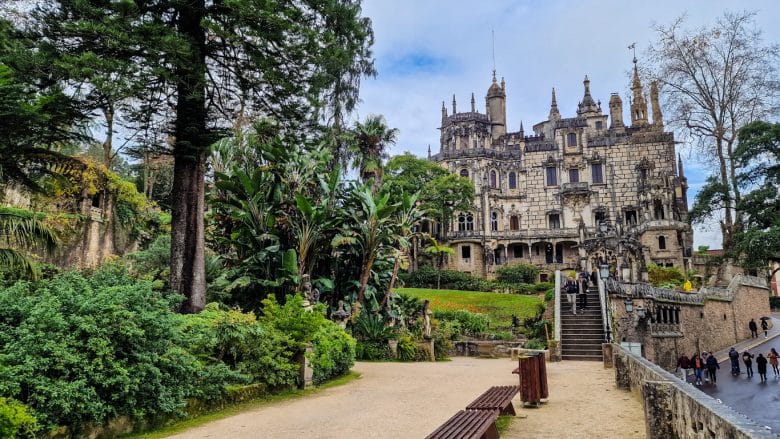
<box><xmin>496</xmin><ymin>263</ymin><xmax>540</xmax><ymax>284</ymax></box>
<box><xmin>396</xmin><ymin>334</ymin><xmax>418</xmax><ymax>362</ymax></box>
<box><xmin>524</xmin><ymin>338</ymin><xmax>546</xmax><ymax>350</ymax></box>
<box><xmin>433</xmin><ymin>309</ymin><xmax>490</xmax><ymax>335</ymax></box>
<box><xmin>355</xmin><ymin>341</ymin><xmax>390</xmax><ymax>360</ymax></box>
<box><xmin>352</xmin><ymin>311</ymin><xmax>397</xmax><ymax>343</ymax></box>
<box><xmin>491</xmin><ymin>330</ymin><xmax>516</xmax><ymax>341</ymax></box>
<box><xmin>309</xmin><ymin>324</ymin><xmax>356</xmax><ymax>385</ymax></box>
<box><xmin>544</xmin><ymin>288</ymin><xmax>554</xmax><ymax>302</ymax></box>
<box><xmin>180</xmin><ymin>304</ymin><xmax>298</xmax><ymax>388</ymax></box>
<box><xmin>534</xmin><ymin>282</ymin><xmax>554</xmax><ymax>292</ymax></box>
<box><xmin>0</xmin><ymin>264</ymin><xmax>236</xmax><ymax>430</ymax></box>
<box><xmin>431</xmin><ymin>320</ymin><xmax>454</xmax><ymax>360</ymax></box>
<box><xmin>0</xmin><ymin>398</ymin><xmax>38</xmax><ymax>439</ymax></box>
<box><xmin>647</xmin><ymin>263</ymin><xmax>686</xmax><ymax>287</ymax></box>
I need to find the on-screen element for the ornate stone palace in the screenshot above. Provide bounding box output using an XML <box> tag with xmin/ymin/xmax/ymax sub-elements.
<box><xmin>430</xmin><ymin>64</ymin><xmax>692</xmax><ymax>281</ymax></box>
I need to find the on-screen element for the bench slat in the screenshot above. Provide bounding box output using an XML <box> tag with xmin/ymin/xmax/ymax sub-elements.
<box><xmin>426</xmin><ymin>409</ymin><xmax>500</xmax><ymax>439</ymax></box>
<box><xmin>466</xmin><ymin>386</ymin><xmax>518</xmax><ymax>416</ymax></box>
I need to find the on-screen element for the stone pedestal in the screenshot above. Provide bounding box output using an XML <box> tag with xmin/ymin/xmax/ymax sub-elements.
<box><xmin>417</xmin><ymin>340</ymin><xmax>435</xmax><ymax>362</ymax></box>
<box><xmin>388</xmin><ymin>339</ymin><xmax>398</xmax><ymax>359</ymax></box>
<box><xmin>602</xmin><ymin>343</ymin><xmax>614</xmax><ymax>368</ymax></box>
<box><xmin>300</xmin><ymin>344</ymin><xmax>314</xmax><ymax>388</ymax></box>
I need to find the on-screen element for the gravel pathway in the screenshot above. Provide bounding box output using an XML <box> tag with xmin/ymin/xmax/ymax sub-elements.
<box><xmin>165</xmin><ymin>357</ymin><xmax>645</xmax><ymax>438</ymax></box>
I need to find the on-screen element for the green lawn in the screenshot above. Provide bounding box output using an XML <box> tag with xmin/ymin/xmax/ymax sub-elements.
<box><xmin>395</xmin><ymin>288</ymin><xmax>543</xmax><ymax>328</ymax></box>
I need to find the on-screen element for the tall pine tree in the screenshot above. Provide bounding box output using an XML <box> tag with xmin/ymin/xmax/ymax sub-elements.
<box><xmin>11</xmin><ymin>1</ymin><xmax>375</xmax><ymax>312</ymax></box>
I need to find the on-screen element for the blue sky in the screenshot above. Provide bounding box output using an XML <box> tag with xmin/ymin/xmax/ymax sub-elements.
<box><xmin>355</xmin><ymin>0</ymin><xmax>780</xmax><ymax>249</ymax></box>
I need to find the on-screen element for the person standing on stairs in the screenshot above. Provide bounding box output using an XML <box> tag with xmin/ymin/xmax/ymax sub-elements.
<box><xmin>578</xmin><ymin>270</ymin><xmax>589</xmax><ymax>311</ymax></box>
<box><xmin>564</xmin><ymin>276</ymin><xmax>578</xmax><ymax>315</ymax></box>
<box><xmin>590</xmin><ymin>269</ymin><xmax>598</xmax><ymax>286</ymax></box>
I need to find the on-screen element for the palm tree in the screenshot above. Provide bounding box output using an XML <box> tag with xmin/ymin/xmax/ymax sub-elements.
<box><xmin>0</xmin><ymin>207</ymin><xmax>57</xmax><ymax>279</ymax></box>
<box><xmin>424</xmin><ymin>237</ymin><xmax>454</xmax><ymax>290</ymax></box>
<box><xmin>333</xmin><ymin>185</ymin><xmax>398</xmax><ymax>314</ymax></box>
<box><xmin>382</xmin><ymin>191</ymin><xmax>424</xmax><ymax>309</ymax></box>
<box><xmin>350</xmin><ymin>115</ymin><xmax>399</xmax><ymax>195</ymax></box>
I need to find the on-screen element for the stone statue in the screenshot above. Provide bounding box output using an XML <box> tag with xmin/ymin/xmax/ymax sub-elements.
<box><xmin>301</xmin><ymin>274</ymin><xmax>318</xmax><ymax>311</ymax></box>
<box><xmin>331</xmin><ymin>300</ymin><xmax>351</xmax><ymax>328</ymax></box>
<box><xmin>422</xmin><ymin>299</ymin><xmax>432</xmax><ymax>340</ymax></box>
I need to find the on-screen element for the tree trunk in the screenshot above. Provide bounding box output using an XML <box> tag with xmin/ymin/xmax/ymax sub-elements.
<box><xmin>436</xmin><ymin>253</ymin><xmax>442</xmax><ymax>289</ymax></box>
<box><xmin>356</xmin><ymin>252</ymin><xmax>375</xmax><ymax>304</ymax></box>
<box><xmin>170</xmin><ymin>2</ymin><xmax>208</xmax><ymax>314</ymax></box>
<box><xmin>382</xmin><ymin>254</ymin><xmax>401</xmax><ymax>309</ymax></box>
<box><xmin>102</xmin><ymin>105</ymin><xmax>114</xmax><ymax>168</ymax></box>
<box><xmin>716</xmin><ymin>137</ymin><xmax>734</xmax><ymax>250</ymax></box>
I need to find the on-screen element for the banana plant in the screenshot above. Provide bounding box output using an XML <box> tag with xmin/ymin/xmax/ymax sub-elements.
<box><xmin>424</xmin><ymin>236</ymin><xmax>454</xmax><ymax>290</ymax></box>
<box><xmin>382</xmin><ymin>191</ymin><xmax>424</xmax><ymax>309</ymax></box>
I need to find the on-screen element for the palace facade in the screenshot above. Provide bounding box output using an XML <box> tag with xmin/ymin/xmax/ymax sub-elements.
<box><xmin>431</xmin><ymin>64</ymin><xmax>692</xmax><ymax>281</ymax></box>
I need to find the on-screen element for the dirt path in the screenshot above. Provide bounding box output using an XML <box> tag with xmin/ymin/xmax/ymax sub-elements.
<box><xmin>165</xmin><ymin>358</ymin><xmax>645</xmax><ymax>438</ymax></box>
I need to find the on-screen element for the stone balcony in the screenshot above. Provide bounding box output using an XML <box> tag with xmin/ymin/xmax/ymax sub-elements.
<box><xmin>560</xmin><ymin>181</ymin><xmax>590</xmax><ymax>196</ymax></box>
<box><xmin>446</xmin><ymin>228</ymin><xmax>579</xmax><ymax>241</ymax></box>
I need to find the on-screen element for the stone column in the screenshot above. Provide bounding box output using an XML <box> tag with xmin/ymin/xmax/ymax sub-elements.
<box><xmin>642</xmin><ymin>381</ymin><xmax>674</xmax><ymax>439</ymax></box>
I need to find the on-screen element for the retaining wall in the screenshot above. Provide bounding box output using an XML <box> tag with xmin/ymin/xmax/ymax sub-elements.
<box><xmin>613</xmin><ymin>343</ymin><xmax>776</xmax><ymax>439</ymax></box>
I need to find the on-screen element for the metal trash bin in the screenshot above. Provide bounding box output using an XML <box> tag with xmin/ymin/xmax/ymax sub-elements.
<box><xmin>518</xmin><ymin>352</ymin><xmax>548</xmax><ymax>405</ymax></box>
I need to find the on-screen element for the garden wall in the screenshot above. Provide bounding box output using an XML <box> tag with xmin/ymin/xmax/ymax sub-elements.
<box><xmin>613</xmin><ymin>344</ymin><xmax>775</xmax><ymax>439</ymax></box>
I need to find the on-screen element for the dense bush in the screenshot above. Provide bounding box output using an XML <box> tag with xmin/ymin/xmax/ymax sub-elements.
<box><xmin>396</xmin><ymin>334</ymin><xmax>418</xmax><ymax>362</ymax></box>
<box><xmin>495</xmin><ymin>263</ymin><xmax>540</xmax><ymax>284</ymax></box>
<box><xmin>309</xmin><ymin>324</ymin><xmax>356</xmax><ymax>385</ymax></box>
<box><xmin>0</xmin><ymin>264</ymin><xmax>236</xmax><ymax>430</ymax></box>
<box><xmin>355</xmin><ymin>341</ymin><xmax>391</xmax><ymax>360</ymax></box>
<box><xmin>352</xmin><ymin>311</ymin><xmax>395</xmax><ymax>361</ymax></box>
<box><xmin>180</xmin><ymin>304</ymin><xmax>298</xmax><ymax>388</ymax></box>
<box><xmin>433</xmin><ymin>309</ymin><xmax>490</xmax><ymax>335</ymax></box>
<box><xmin>647</xmin><ymin>263</ymin><xmax>686</xmax><ymax>287</ymax></box>
<box><xmin>0</xmin><ymin>398</ymin><xmax>38</xmax><ymax>439</ymax></box>
<box><xmin>402</xmin><ymin>265</ymin><xmax>545</xmax><ymax>294</ymax></box>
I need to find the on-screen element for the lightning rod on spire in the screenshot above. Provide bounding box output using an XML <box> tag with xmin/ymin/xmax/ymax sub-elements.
<box><xmin>628</xmin><ymin>42</ymin><xmax>637</xmax><ymax>64</ymax></box>
<box><xmin>491</xmin><ymin>28</ymin><xmax>496</xmax><ymax>78</ymax></box>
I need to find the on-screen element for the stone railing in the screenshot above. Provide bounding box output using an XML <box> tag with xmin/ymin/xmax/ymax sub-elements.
<box><xmin>613</xmin><ymin>344</ymin><xmax>774</xmax><ymax>439</ymax></box>
<box><xmin>560</xmin><ymin>181</ymin><xmax>590</xmax><ymax>196</ymax></box>
<box><xmin>605</xmin><ymin>279</ymin><xmax>705</xmax><ymax>305</ymax></box>
<box><xmin>431</xmin><ymin>147</ymin><xmax>523</xmax><ymax>161</ymax></box>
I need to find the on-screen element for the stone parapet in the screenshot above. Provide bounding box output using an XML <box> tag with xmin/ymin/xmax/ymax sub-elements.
<box><xmin>613</xmin><ymin>343</ymin><xmax>775</xmax><ymax>439</ymax></box>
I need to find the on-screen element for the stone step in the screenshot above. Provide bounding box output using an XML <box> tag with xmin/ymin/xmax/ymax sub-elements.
<box><xmin>562</xmin><ymin>354</ymin><xmax>603</xmax><ymax>361</ymax></box>
<box><xmin>562</xmin><ymin>345</ymin><xmax>604</xmax><ymax>353</ymax></box>
<box><xmin>561</xmin><ymin>321</ymin><xmax>604</xmax><ymax>327</ymax></box>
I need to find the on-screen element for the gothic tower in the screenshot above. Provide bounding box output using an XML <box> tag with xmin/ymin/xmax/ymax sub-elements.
<box><xmin>630</xmin><ymin>63</ymin><xmax>648</xmax><ymax>127</ymax></box>
<box><xmin>486</xmin><ymin>73</ymin><xmax>506</xmax><ymax>141</ymax></box>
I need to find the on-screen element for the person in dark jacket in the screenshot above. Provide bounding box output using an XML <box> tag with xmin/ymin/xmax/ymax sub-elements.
<box><xmin>761</xmin><ymin>319</ymin><xmax>769</xmax><ymax>338</ymax></box>
<box><xmin>676</xmin><ymin>354</ymin><xmax>691</xmax><ymax>382</ymax></box>
<box><xmin>757</xmin><ymin>353</ymin><xmax>769</xmax><ymax>381</ymax></box>
<box><xmin>590</xmin><ymin>269</ymin><xmax>598</xmax><ymax>285</ymax></box>
<box><xmin>743</xmin><ymin>351</ymin><xmax>755</xmax><ymax>378</ymax></box>
<box><xmin>706</xmin><ymin>353</ymin><xmax>720</xmax><ymax>384</ymax></box>
<box><xmin>728</xmin><ymin>347</ymin><xmax>740</xmax><ymax>376</ymax></box>
<box><xmin>749</xmin><ymin>319</ymin><xmax>758</xmax><ymax>338</ymax></box>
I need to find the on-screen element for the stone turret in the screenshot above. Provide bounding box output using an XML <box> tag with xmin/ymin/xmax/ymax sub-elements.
<box><xmin>577</xmin><ymin>75</ymin><xmax>600</xmax><ymax>115</ymax></box>
<box><xmin>630</xmin><ymin>64</ymin><xmax>648</xmax><ymax>127</ymax></box>
<box><xmin>486</xmin><ymin>73</ymin><xmax>506</xmax><ymax>140</ymax></box>
<box><xmin>452</xmin><ymin>94</ymin><xmax>457</xmax><ymax>114</ymax></box>
<box><xmin>549</xmin><ymin>87</ymin><xmax>561</xmax><ymax>122</ymax></box>
<box><xmin>470</xmin><ymin>92</ymin><xmax>476</xmax><ymax>112</ymax></box>
<box><xmin>650</xmin><ymin>81</ymin><xmax>663</xmax><ymax>129</ymax></box>
<box><xmin>441</xmin><ymin>101</ymin><xmax>447</xmax><ymax>121</ymax></box>
<box><xmin>609</xmin><ymin>93</ymin><xmax>624</xmax><ymax>129</ymax></box>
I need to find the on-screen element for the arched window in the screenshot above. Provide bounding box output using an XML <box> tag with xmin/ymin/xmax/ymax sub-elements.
<box><xmin>490</xmin><ymin>212</ymin><xmax>498</xmax><ymax>231</ymax></box>
<box><xmin>460</xmin><ymin>168</ymin><xmax>469</xmax><ymax>178</ymax></box>
<box><xmin>458</xmin><ymin>214</ymin><xmax>466</xmax><ymax>231</ymax></box>
<box><xmin>654</xmin><ymin>199</ymin><xmax>665</xmax><ymax>220</ymax></box>
<box><xmin>658</xmin><ymin>236</ymin><xmax>667</xmax><ymax>250</ymax></box>
<box><xmin>508</xmin><ymin>172</ymin><xmax>517</xmax><ymax>189</ymax></box>
<box><xmin>466</xmin><ymin>214</ymin><xmax>474</xmax><ymax>231</ymax></box>
<box><xmin>510</xmin><ymin>215</ymin><xmax>519</xmax><ymax>231</ymax></box>
<box><xmin>567</xmin><ymin>132</ymin><xmax>577</xmax><ymax>147</ymax></box>
<box><xmin>490</xmin><ymin>170</ymin><xmax>497</xmax><ymax>188</ymax></box>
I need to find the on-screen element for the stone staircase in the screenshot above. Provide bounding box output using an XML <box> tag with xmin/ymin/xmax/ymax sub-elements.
<box><xmin>561</xmin><ymin>285</ymin><xmax>605</xmax><ymax>361</ymax></box>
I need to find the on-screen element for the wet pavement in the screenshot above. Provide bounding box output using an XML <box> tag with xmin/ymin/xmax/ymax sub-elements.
<box><xmin>692</xmin><ymin>316</ymin><xmax>780</xmax><ymax>433</ymax></box>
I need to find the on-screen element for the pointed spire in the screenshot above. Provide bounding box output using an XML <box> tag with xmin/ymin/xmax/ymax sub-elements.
<box><xmin>678</xmin><ymin>153</ymin><xmax>685</xmax><ymax>178</ymax></box>
<box><xmin>470</xmin><ymin>92</ymin><xmax>475</xmax><ymax>112</ymax></box>
<box><xmin>428</xmin><ymin>144</ymin><xmax>432</xmax><ymax>159</ymax></box>
<box><xmin>630</xmin><ymin>61</ymin><xmax>648</xmax><ymax>127</ymax></box>
<box><xmin>578</xmin><ymin>74</ymin><xmax>598</xmax><ymax>115</ymax></box>
<box><xmin>441</xmin><ymin>101</ymin><xmax>447</xmax><ymax>119</ymax></box>
<box><xmin>549</xmin><ymin>87</ymin><xmax>560</xmax><ymax>120</ymax></box>
<box><xmin>519</xmin><ymin>120</ymin><xmax>524</xmax><ymax>136</ymax></box>
<box><xmin>452</xmin><ymin>94</ymin><xmax>457</xmax><ymax>114</ymax></box>
<box><xmin>500</xmin><ymin>77</ymin><xmax>505</xmax><ymax>91</ymax></box>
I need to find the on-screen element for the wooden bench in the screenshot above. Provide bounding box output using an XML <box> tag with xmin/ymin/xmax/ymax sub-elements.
<box><xmin>466</xmin><ymin>385</ymin><xmax>518</xmax><ymax>416</ymax></box>
<box><xmin>425</xmin><ymin>409</ymin><xmax>500</xmax><ymax>439</ymax></box>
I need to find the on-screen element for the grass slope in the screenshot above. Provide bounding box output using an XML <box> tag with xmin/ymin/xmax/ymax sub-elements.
<box><xmin>395</xmin><ymin>288</ymin><xmax>543</xmax><ymax>328</ymax></box>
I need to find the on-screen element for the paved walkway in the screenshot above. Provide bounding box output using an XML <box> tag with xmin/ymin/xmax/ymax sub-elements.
<box><xmin>165</xmin><ymin>358</ymin><xmax>645</xmax><ymax>438</ymax></box>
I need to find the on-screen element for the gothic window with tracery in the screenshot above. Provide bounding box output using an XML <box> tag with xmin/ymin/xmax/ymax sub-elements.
<box><xmin>490</xmin><ymin>212</ymin><xmax>498</xmax><ymax>231</ymax></box>
<box><xmin>490</xmin><ymin>170</ymin><xmax>497</xmax><ymax>188</ymax></box>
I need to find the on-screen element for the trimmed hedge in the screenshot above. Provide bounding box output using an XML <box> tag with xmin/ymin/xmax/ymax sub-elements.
<box><xmin>400</xmin><ymin>265</ymin><xmax>548</xmax><ymax>294</ymax></box>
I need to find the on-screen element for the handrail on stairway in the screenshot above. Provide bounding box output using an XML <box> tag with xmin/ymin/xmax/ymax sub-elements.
<box><xmin>597</xmin><ymin>271</ymin><xmax>612</xmax><ymax>343</ymax></box>
<box><xmin>554</xmin><ymin>270</ymin><xmax>561</xmax><ymax>344</ymax></box>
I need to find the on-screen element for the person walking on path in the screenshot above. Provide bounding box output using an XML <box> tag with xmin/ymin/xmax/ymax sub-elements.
<box><xmin>761</xmin><ymin>319</ymin><xmax>769</xmax><ymax>338</ymax></box>
<box><xmin>577</xmin><ymin>270</ymin><xmax>589</xmax><ymax>311</ymax></box>
<box><xmin>692</xmin><ymin>353</ymin><xmax>704</xmax><ymax>385</ymax></box>
<box><xmin>706</xmin><ymin>353</ymin><xmax>720</xmax><ymax>384</ymax></box>
<box><xmin>742</xmin><ymin>351</ymin><xmax>755</xmax><ymax>378</ymax></box>
<box><xmin>729</xmin><ymin>347</ymin><xmax>741</xmax><ymax>376</ymax></box>
<box><xmin>768</xmin><ymin>348</ymin><xmax>780</xmax><ymax>377</ymax></box>
<box><xmin>676</xmin><ymin>353</ymin><xmax>691</xmax><ymax>382</ymax></box>
<box><xmin>757</xmin><ymin>353</ymin><xmax>768</xmax><ymax>382</ymax></box>
<box><xmin>749</xmin><ymin>319</ymin><xmax>759</xmax><ymax>338</ymax></box>
<box><xmin>590</xmin><ymin>269</ymin><xmax>598</xmax><ymax>286</ymax></box>
<box><xmin>564</xmin><ymin>277</ymin><xmax>577</xmax><ymax>315</ymax></box>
